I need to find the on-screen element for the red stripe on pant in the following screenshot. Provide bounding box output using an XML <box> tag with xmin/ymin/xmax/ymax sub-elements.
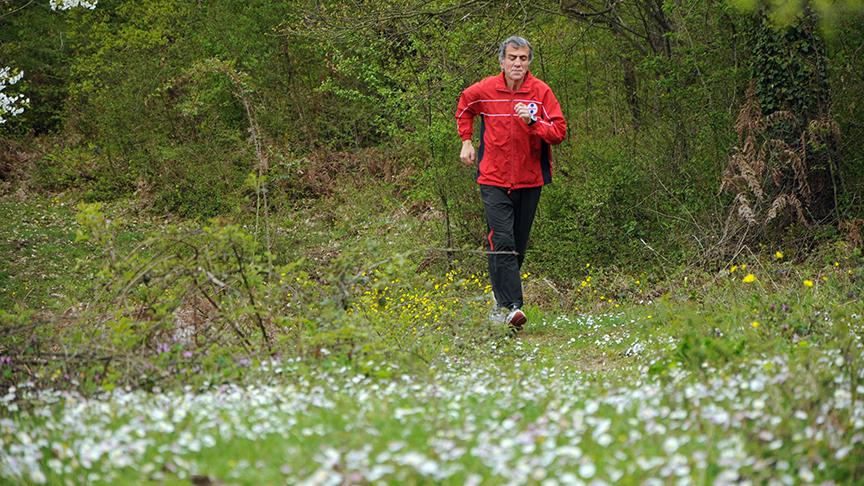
<box><xmin>487</xmin><ymin>229</ymin><xmax>495</xmax><ymax>252</ymax></box>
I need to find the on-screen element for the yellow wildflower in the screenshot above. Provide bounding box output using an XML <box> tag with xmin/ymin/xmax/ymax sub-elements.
<box><xmin>742</xmin><ymin>273</ymin><xmax>757</xmax><ymax>283</ymax></box>
<box><xmin>774</xmin><ymin>251</ymin><xmax>784</xmax><ymax>260</ymax></box>
<box><xmin>730</xmin><ymin>265</ymin><xmax>738</xmax><ymax>273</ymax></box>
<box><xmin>751</xmin><ymin>321</ymin><xmax>760</xmax><ymax>329</ymax></box>
<box><xmin>803</xmin><ymin>279</ymin><xmax>814</xmax><ymax>287</ymax></box>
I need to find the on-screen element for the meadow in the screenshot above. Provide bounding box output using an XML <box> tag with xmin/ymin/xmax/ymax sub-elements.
<box><xmin>2</xmin><ymin>192</ymin><xmax>862</xmax><ymax>485</ymax></box>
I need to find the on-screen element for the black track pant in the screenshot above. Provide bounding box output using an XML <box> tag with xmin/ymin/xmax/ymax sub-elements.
<box><xmin>480</xmin><ymin>184</ymin><xmax>542</xmax><ymax>310</ymax></box>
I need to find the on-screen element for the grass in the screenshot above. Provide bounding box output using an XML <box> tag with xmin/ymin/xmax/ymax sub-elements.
<box><xmin>1</xmin><ymin>192</ymin><xmax>864</xmax><ymax>484</ymax></box>
<box><xmin>4</xmin><ymin>300</ymin><xmax>862</xmax><ymax>484</ymax></box>
<box><xmin>0</xmin><ymin>196</ymin><xmax>92</xmax><ymax>312</ymax></box>
<box><xmin>0</xmin><ymin>195</ymin><xmax>153</xmax><ymax>313</ymax></box>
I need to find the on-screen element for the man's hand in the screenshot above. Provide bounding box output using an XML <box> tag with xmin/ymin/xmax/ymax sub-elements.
<box><xmin>514</xmin><ymin>102</ymin><xmax>533</xmax><ymax>124</ymax></box>
<box><xmin>460</xmin><ymin>140</ymin><xmax>476</xmax><ymax>166</ymax></box>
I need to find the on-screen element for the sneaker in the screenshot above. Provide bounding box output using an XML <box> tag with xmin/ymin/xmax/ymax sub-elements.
<box><xmin>506</xmin><ymin>308</ymin><xmax>527</xmax><ymax>332</ymax></box>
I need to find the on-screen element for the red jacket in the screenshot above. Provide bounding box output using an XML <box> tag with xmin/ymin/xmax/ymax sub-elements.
<box><xmin>456</xmin><ymin>72</ymin><xmax>567</xmax><ymax>189</ymax></box>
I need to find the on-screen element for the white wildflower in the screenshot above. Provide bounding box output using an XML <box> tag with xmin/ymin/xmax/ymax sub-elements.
<box><xmin>663</xmin><ymin>436</ymin><xmax>680</xmax><ymax>454</ymax></box>
<box><xmin>798</xmin><ymin>466</ymin><xmax>814</xmax><ymax>482</ymax></box>
<box><xmin>49</xmin><ymin>0</ymin><xmax>98</xmax><ymax>10</ymax></box>
<box><xmin>29</xmin><ymin>468</ymin><xmax>47</xmax><ymax>484</ymax></box>
<box><xmin>578</xmin><ymin>461</ymin><xmax>595</xmax><ymax>478</ymax></box>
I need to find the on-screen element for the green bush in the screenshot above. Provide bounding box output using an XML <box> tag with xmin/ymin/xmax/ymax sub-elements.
<box><xmin>0</xmin><ymin>202</ymin><xmax>494</xmax><ymax>391</ymax></box>
<box><xmin>4</xmin><ymin>0</ymin><xmax>863</xmax><ymax>266</ymax></box>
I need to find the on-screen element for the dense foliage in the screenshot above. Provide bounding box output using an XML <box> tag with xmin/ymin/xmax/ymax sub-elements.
<box><xmin>2</xmin><ymin>1</ymin><xmax>863</xmax><ymax>273</ymax></box>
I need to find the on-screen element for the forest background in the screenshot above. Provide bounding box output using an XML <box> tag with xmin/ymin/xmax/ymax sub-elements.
<box><xmin>2</xmin><ymin>0</ymin><xmax>861</xmax><ymax>270</ymax></box>
<box><xmin>3</xmin><ymin>0</ymin><xmax>864</xmax><ymax>380</ymax></box>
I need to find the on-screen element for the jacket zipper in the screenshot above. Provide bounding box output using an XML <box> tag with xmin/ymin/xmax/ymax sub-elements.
<box><xmin>509</xmin><ymin>94</ymin><xmax>514</xmax><ymax>191</ymax></box>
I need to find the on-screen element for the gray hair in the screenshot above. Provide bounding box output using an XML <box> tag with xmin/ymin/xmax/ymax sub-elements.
<box><xmin>498</xmin><ymin>36</ymin><xmax>533</xmax><ymax>63</ymax></box>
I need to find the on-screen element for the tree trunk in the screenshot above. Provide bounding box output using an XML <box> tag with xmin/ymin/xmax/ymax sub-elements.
<box><xmin>748</xmin><ymin>5</ymin><xmax>837</xmax><ymax>223</ymax></box>
<box><xmin>619</xmin><ymin>56</ymin><xmax>641</xmax><ymax>128</ymax></box>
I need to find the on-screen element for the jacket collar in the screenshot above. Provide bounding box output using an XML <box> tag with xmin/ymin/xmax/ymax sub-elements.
<box><xmin>495</xmin><ymin>71</ymin><xmax>534</xmax><ymax>93</ymax></box>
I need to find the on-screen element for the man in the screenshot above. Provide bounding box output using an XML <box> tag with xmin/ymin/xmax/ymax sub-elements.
<box><xmin>456</xmin><ymin>35</ymin><xmax>567</xmax><ymax>331</ymax></box>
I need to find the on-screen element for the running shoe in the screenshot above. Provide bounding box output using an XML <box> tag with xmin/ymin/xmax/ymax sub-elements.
<box><xmin>506</xmin><ymin>308</ymin><xmax>527</xmax><ymax>332</ymax></box>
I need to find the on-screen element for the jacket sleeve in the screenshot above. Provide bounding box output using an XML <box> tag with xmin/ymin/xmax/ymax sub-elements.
<box><xmin>455</xmin><ymin>83</ymin><xmax>482</xmax><ymax>141</ymax></box>
<box><xmin>529</xmin><ymin>87</ymin><xmax>567</xmax><ymax>145</ymax></box>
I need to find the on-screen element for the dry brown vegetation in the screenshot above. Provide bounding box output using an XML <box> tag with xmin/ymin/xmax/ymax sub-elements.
<box><xmin>720</xmin><ymin>82</ymin><xmax>841</xmax><ymax>251</ymax></box>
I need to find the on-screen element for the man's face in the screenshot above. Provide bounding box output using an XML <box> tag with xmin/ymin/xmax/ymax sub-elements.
<box><xmin>500</xmin><ymin>45</ymin><xmax>531</xmax><ymax>83</ymax></box>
